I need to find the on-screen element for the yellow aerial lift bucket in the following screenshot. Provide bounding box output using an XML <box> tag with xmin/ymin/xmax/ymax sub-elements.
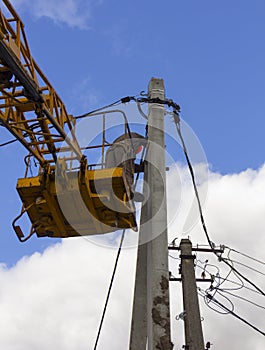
<box><xmin>14</xmin><ymin>157</ymin><xmax>137</xmax><ymax>241</ymax></box>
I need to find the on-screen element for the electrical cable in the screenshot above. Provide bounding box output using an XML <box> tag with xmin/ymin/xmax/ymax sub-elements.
<box><xmin>172</xmin><ymin>113</ymin><xmax>265</xmax><ymax>297</ymax></box>
<box><xmin>93</xmin><ymin>229</ymin><xmax>126</xmax><ymax>350</ymax></box>
<box><xmin>132</xmin><ymin>96</ymin><xmax>181</xmax><ymax>111</ymax></box>
<box><xmin>174</xmin><ymin>117</ymin><xmax>213</xmax><ymax>248</ymax></box>
<box><xmin>75</xmin><ymin>100</ymin><xmax>121</xmax><ymax>119</ymax></box>
<box><xmin>195</xmin><ymin>256</ymin><xmax>263</xmax><ymax>294</ymax></box>
<box><xmin>216</xmin><ymin>271</ymin><xmax>244</xmax><ymax>292</ymax></box>
<box><xmin>217</xmin><ymin>276</ymin><xmax>258</xmax><ymax>294</ymax></box>
<box><xmin>134</xmin><ymin>146</ymin><xmax>146</xmax><ymax>191</ymax></box>
<box><xmin>136</xmin><ymin>101</ymin><xmax>148</xmax><ymax>120</ymax></box>
<box><xmin>216</xmin><ymin>250</ymin><xmax>238</xmax><ymax>291</ymax></box>
<box><xmin>224</xmin><ymin>246</ymin><xmax>265</xmax><ymax>265</ymax></box>
<box><xmin>194</xmin><ymin>258</ymin><xmax>218</xmax><ymax>288</ymax></box>
<box><xmin>205</xmin><ymin>293</ymin><xmax>265</xmax><ymax>336</ymax></box>
<box><xmin>169</xmin><ymin>254</ymin><xmax>181</xmax><ymax>261</ymax></box>
<box><xmin>196</xmin><ymin>258</ymin><xmax>220</xmax><ymax>276</ymax></box>
<box><xmin>222</xmin><ymin>257</ymin><xmax>265</xmax><ymax>276</ymax></box>
<box><xmin>205</xmin><ymin>290</ymin><xmax>235</xmax><ymax>314</ymax></box>
<box><xmin>74</xmin><ymin>94</ymin><xmax>181</xmax><ymax>121</ymax></box>
<box><xmin>195</xmin><ymin>259</ymin><xmax>245</xmax><ymax>293</ymax></box>
<box><xmin>198</xmin><ymin>288</ymin><xmax>231</xmax><ymax>315</ymax></box>
<box><xmin>134</xmin><ymin>123</ymin><xmax>148</xmax><ymax>190</ymax></box>
<box><xmin>201</xmin><ymin>285</ymin><xmax>265</xmax><ymax>331</ymax></box>
<box><xmin>0</xmin><ymin>138</ymin><xmax>17</xmax><ymax>147</ymax></box>
<box><xmin>216</xmin><ymin>288</ymin><xmax>265</xmax><ymax>310</ymax></box>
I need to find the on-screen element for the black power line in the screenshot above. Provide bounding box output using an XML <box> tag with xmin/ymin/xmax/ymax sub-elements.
<box><xmin>0</xmin><ymin>138</ymin><xmax>17</xmax><ymax>147</ymax></box>
<box><xmin>205</xmin><ymin>293</ymin><xmax>265</xmax><ymax>337</ymax></box>
<box><xmin>93</xmin><ymin>229</ymin><xmax>126</xmax><ymax>350</ymax></box>
<box><xmin>173</xmin><ymin>113</ymin><xmax>265</xmax><ymax>297</ymax></box>
<box><xmin>224</xmin><ymin>246</ymin><xmax>265</xmax><ymax>266</ymax></box>
<box><xmin>75</xmin><ymin>100</ymin><xmax>121</xmax><ymax>119</ymax></box>
<box><xmin>217</xmin><ymin>288</ymin><xmax>265</xmax><ymax>310</ymax></box>
<box><xmin>222</xmin><ymin>257</ymin><xmax>265</xmax><ymax>276</ymax></box>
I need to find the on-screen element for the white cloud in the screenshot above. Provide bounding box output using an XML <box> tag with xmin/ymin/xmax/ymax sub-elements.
<box><xmin>0</xmin><ymin>239</ymin><xmax>137</xmax><ymax>350</ymax></box>
<box><xmin>168</xmin><ymin>164</ymin><xmax>265</xmax><ymax>349</ymax></box>
<box><xmin>12</xmin><ymin>0</ymin><xmax>92</xmax><ymax>29</ymax></box>
<box><xmin>0</xmin><ymin>164</ymin><xmax>264</xmax><ymax>349</ymax></box>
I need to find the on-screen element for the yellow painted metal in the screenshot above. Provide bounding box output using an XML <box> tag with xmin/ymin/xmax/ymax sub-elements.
<box><xmin>0</xmin><ymin>0</ymin><xmax>81</xmax><ymax>166</ymax></box>
<box><xmin>16</xmin><ymin>166</ymin><xmax>137</xmax><ymax>239</ymax></box>
<box><xmin>0</xmin><ymin>0</ymin><xmax>138</xmax><ymax>240</ymax></box>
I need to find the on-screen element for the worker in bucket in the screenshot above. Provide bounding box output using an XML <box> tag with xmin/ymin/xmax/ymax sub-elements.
<box><xmin>105</xmin><ymin>132</ymin><xmax>147</xmax><ymax>201</ymax></box>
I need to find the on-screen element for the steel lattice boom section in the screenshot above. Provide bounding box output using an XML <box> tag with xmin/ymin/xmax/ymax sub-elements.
<box><xmin>0</xmin><ymin>0</ymin><xmax>82</xmax><ymax>166</ymax></box>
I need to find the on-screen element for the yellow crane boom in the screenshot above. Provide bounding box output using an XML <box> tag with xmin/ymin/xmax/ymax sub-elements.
<box><xmin>0</xmin><ymin>0</ymin><xmax>81</xmax><ymax>166</ymax></box>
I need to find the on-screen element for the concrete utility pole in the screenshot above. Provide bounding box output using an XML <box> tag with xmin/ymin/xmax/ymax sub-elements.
<box><xmin>180</xmin><ymin>239</ymin><xmax>205</xmax><ymax>350</ymax></box>
<box><xmin>130</xmin><ymin>78</ymin><xmax>173</xmax><ymax>350</ymax></box>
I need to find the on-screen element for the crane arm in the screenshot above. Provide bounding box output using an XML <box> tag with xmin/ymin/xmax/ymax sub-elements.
<box><xmin>0</xmin><ymin>0</ymin><xmax>82</xmax><ymax>166</ymax></box>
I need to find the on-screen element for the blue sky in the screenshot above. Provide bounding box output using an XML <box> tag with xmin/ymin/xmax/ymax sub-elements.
<box><xmin>0</xmin><ymin>1</ymin><xmax>265</xmax><ymax>349</ymax></box>
<box><xmin>11</xmin><ymin>0</ymin><xmax>265</xmax><ymax>172</ymax></box>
